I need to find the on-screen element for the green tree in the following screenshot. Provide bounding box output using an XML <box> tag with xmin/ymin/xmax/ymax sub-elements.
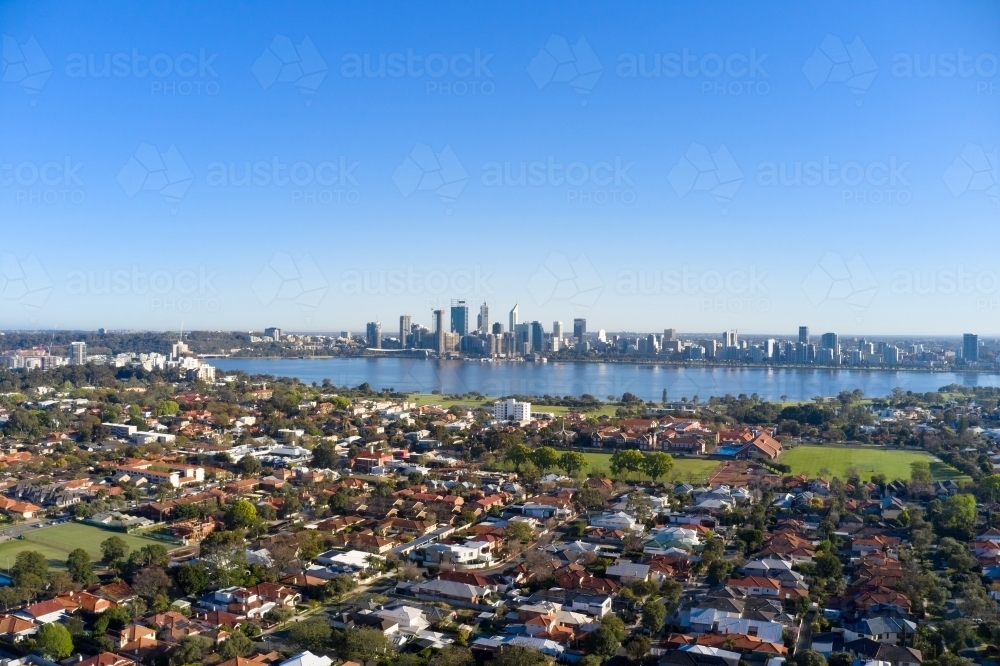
<box><xmin>66</xmin><ymin>548</ymin><xmax>96</xmax><ymax>584</ymax></box>
<box><xmin>225</xmin><ymin>499</ymin><xmax>258</xmax><ymax>529</ymax></box>
<box><xmin>237</xmin><ymin>454</ymin><xmax>262</xmax><ymax>477</ymax></box>
<box><xmin>910</xmin><ymin>461</ymin><xmax>931</xmax><ymax>484</ymax></box>
<box><xmin>505</xmin><ymin>520</ymin><xmax>533</xmax><ymax>544</ymax></box>
<box><xmin>790</xmin><ymin>650</ymin><xmax>827</xmax><ymax>666</ymax></box>
<box><xmin>289</xmin><ymin>617</ymin><xmax>331</xmax><ymax>652</ymax></box>
<box><xmin>610</xmin><ymin>449</ymin><xmax>645</xmax><ymax>478</ymax></box>
<box><xmin>311</xmin><ymin>441</ymin><xmax>338</xmax><ymax>469</ymax></box>
<box><xmin>940</xmin><ymin>494</ymin><xmax>977</xmax><ymax>533</ymax></box>
<box><xmin>175</xmin><ymin>562</ymin><xmax>211</xmax><ymax>596</ymax></box>
<box><xmin>431</xmin><ymin>646</ymin><xmax>474</xmax><ymax>666</ymax></box>
<box><xmin>100</xmin><ymin>536</ymin><xmax>130</xmax><ymax>568</ymax></box>
<box><xmin>133</xmin><ymin>566</ymin><xmax>172</xmax><ymax>598</ymax></box>
<box><xmin>979</xmin><ymin>474</ymin><xmax>1000</xmax><ymax>503</ymax></box>
<box><xmin>169</xmin><ymin>635</ymin><xmax>213</xmax><ymax>666</ymax></box>
<box><xmin>11</xmin><ymin>550</ymin><xmax>48</xmax><ymax>587</ymax></box>
<box><xmin>600</xmin><ymin>613</ymin><xmax>628</xmax><ymax>642</ymax></box>
<box><xmin>814</xmin><ymin>552</ymin><xmax>843</xmax><ymax>579</ymax></box>
<box><xmin>504</xmin><ymin>443</ymin><xmax>532</xmax><ymax>472</ymax></box>
<box><xmin>642</xmin><ymin>451</ymin><xmax>675</xmax><ymax>483</ymax></box>
<box><xmin>625</xmin><ymin>634</ymin><xmax>652</xmax><ymax>662</ymax></box>
<box><xmin>641</xmin><ymin>600</ymin><xmax>667</xmax><ymax>634</ymax></box>
<box><xmin>200</xmin><ymin>530</ymin><xmax>248</xmax><ymax>587</ymax></box>
<box><xmin>531</xmin><ymin>446</ymin><xmax>560</xmax><ymax>474</ymax></box>
<box><xmin>218</xmin><ymin>632</ymin><xmax>254</xmax><ymax>659</ymax></box>
<box><xmin>489</xmin><ymin>645</ymin><xmax>549</xmax><ymax>666</ymax></box>
<box><xmin>584</xmin><ymin>625</ymin><xmax>622</xmax><ymax>658</ymax></box>
<box><xmin>37</xmin><ymin>622</ymin><xmax>74</xmax><ymax>658</ymax></box>
<box><xmin>558</xmin><ymin>451</ymin><xmax>587</xmax><ymax>476</ymax></box>
<box><xmin>339</xmin><ymin>626</ymin><xmax>393</xmax><ymax>663</ymax></box>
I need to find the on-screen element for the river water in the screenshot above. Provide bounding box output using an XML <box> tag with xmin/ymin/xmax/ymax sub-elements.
<box><xmin>210</xmin><ymin>357</ymin><xmax>1000</xmax><ymax>402</ymax></box>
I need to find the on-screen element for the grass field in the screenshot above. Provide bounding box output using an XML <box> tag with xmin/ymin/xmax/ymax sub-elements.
<box><xmin>778</xmin><ymin>446</ymin><xmax>968</xmax><ymax>482</ymax></box>
<box><xmin>0</xmin><ymin>522</ymin><xmax>177</xmax><ymax>571</ymax></box>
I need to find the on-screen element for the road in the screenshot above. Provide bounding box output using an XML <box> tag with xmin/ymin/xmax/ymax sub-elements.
<box><xmin>795</xmin><ymin>609</ymin><xmax>816</xmax><ymax>654</ymax></box>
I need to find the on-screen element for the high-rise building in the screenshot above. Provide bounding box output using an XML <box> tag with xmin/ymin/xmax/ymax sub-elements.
<box><xmin>552</xmin><ymin>321</ymin><xmax>564</xmax><ymax>340</ymax></box>
<box><xmin>492</xmin><ymin>322</ymin><xmax>504</xmax><ymax>335</ymax></box>
<box><xmin>70</xmin><ymin>341</ymin><xmax>87</xmax><ymax>365</ymax></box>
<box><xmin>573</xmin><ymin>318</ymin><xmax>586</xmax><ymax>342</ymax></box>
<box><xmin>477</xmin><ymin>302</ymin><xmax>489</xmax><ymax>333</ymax></box>
<box><xmin>798</xmin><ymin>326</ymin><xmax>809</xmax><ymax>344</ymax></box>
<box><xmin>530</xmin><ymin>321</ymin><xmax>544</xmax><ymax>352</ymax></box>
<box><xmin>433</xmin><ymin>310</ymin><xmax>445</xmax><ymax>354</ymax></box>
<box><xmin>450</xmin><ymin>299</ymin><xmax>469</xmax><ymax>336</ymax></box>
<box><xmin>365</xmin><ymin>322</ymin><xmax>381</xmax><ymax>349</ymax></box>
<box><xmin>883</xmin><ymin>345</ymin><xmax>900</xmax><ymax>365</ymax></box>
<box><xmin>494</xmin><ymin>398</ymin><xmax>531</xmax><ymax>423</ymax></box>
<box><xmin>663</xmin><ymin>328</ymin><xmax>676</xmax><ymax>341</ymax></box>
<box><xmin>509</xmin><ymin>304</ymin><xmax>518</xmax><ymax>331</ymax></box>
<box><xmin>963</xmin><ymin>333</ymin><xmax>979</xmax><ymax>362</ymax></box>
<box><xmin>723</xmin><ymin>330</ymin><xmax>738</xmax><ymax>347</ymax></box>
<box><xmin>399</xmin><ymin>315</ymin><xmax>411</xmax><ymax>348</ymax></box>
<box><xmin>820</xmin><ymin>332</ymin><xmax>839</xmax><ymax>352</ymax></box>
<box><xmin>264</xmin><ymin>327</ymin><xmax>282</xmax><ymax>341</ymax></box>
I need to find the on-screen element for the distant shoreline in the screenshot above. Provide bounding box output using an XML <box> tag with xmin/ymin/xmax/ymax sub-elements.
<box><xmin>212</xmin><ymin>354</ymin><xmax>1000</xmax><ymax>376</ymax></box>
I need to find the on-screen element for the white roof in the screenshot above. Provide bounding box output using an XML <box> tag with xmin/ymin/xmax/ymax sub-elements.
<box><xmin>279</xmin><ymin>652</ymin><xmax>332</xmax><ymax>666</ymax></box>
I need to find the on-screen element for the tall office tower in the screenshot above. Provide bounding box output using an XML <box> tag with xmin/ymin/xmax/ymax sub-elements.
<box><xmin>963</xmin><ymin>333</ymin><xmax>979</xmax><ymax>362</ymax></box>
<box><xmin>509</xmin><ymin>303</ymin><xmax>518</xmax><ymax>331</ymax></box>
<box><xmin>552</xmin><ymin>321</ymin><xmax>564</xmax><ymax>340</ymax></box>
<box><xmin>492</xmin><ymin>322</ymin><xmax>504</xmax><ymax>335</ymax></box>
<box><xmin>431</xmin><ymin>310</ymin><xmax>444</xmax><ymax>354</ymax></box>
<box><xmin>70</xmin><ymin>341</ymin><xmax>87</xmax><ymax>365</ymax></box>
<box><xmin>663</xmin><ymin>328</ymin><xmax>676</xmax><ymax>341</ymax></box>
<box><xmin>365</xmin><ymin>322</ymin><xmax>381</xmax><ymax>349</ymax></box>
<box><xmin>573</xmin><ymin>318</ymin><xmax>586</xmax><ymax>342</ymax></box>
<box><xmin>264</xmin><ymin>327</ymin><xmax>282</xmax><ymax>341</ymax></box>
<box><xmin>798</xmin><ymin>326</ymin><xmax>809</xmax><ymax>344</ymax></box>
<box><xmin>477</xmin><ymin>301</ymin><xmax>489</xmax><ymax>333</ymax></box>
<box><xmin>399</xmin><ymin>315</ymin><xmax>411</xmax><ymax>348</ymax></box>
<box><xmin>820</xmin><ymin>332</ymin><xmax>839</xmax><ymax>352</ymax></box>
<box><xmin>450</xmin><ymin>299</ymin><xmax>469</xmax><ymax>336</ymax></box>
<box><xmin>764</xmin><ymin>339</ymin><xmax>776</xmax><ymax>359</ymax></box>
<box><xmin>723</xmin><ymin>330</ymin><xmax>738</xmax><ymax>347</ymax></box>
<box><xmin>784</xmin><ymin>342</ymin><xmax>796</xmax><ymax>362</ymax></box>
<box><xmin>530</xmin><ymin>321</ymin><xmax>544</xmax><ymax>352</ymax></box>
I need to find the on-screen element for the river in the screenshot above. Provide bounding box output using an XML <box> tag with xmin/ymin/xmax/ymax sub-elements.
<box><xmin>209</xmin><ymin>357</ymin><xmax>1000</xmax><ymax>402</ymax></box>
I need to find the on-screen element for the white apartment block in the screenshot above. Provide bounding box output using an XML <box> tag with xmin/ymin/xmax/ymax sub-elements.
<box><xmin>493</xmin><ymin>398</ymin><xmax>531</xmax><ymax>423</ymax></box>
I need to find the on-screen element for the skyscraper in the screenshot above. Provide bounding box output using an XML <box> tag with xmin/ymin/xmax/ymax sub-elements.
<box><xmin>264</xmin><ymin>327</ymin><xmax>282</xmax><ymax>341</ymax></box>
<box><xmin>477</xmin><ymin>301</ymin><xmax>489</xmax><ymax>333</ymax></box>
<box><xmin>663</xmin><ymin>328</ymin><xmax>676</xmax><ymax>341</ymax></box>
<box><xmin>365</xmin><ymin>322</ymin><xmax>381</xmax><ymax>349</ymax></box>
<box><xmin>450</xmin><ymin>299</ymin><xmax>468</xmax><ymax>336</ymax></box>
<box><xmin>573</xmin><ymin>318</ymin><xmax>586</xmax><ymax>342</ymax></box>
<box><xmin>492</xmin><ymin>322</ymin><xmax>504</xmax><ymax>335</ymax></box>
<box><xmin>552</xmin><ymin>321</ymin><xmax>564</xmax><ymax>340</ymax></box>
<box><xmin>70</xmin><ymin>341</ymin><xmax>87</xmax><ymax>365</ymax></box>
<box><xmin>509</xmin><ymin>304</ymin><xmax>518</xmax><ymax>331</ymax></box>
<box><xmin>963</xmin><ymin>333</ymin><xmax>979</xmax><ymax>362</ymax></box>
<box><xmin>530</xmin><ymin>321</ymin><xmax>544</xmax><ymax>352</ymax></box>
<box><xmin>820</xmin><ymin>332</ymin><xmax>839</xmax><ymax>351</ymax></box>
<box><xmin>724</xmin><ymin>330</ymin><xmax>738</xmax><ymax>347</ymax></box>
<box><xmin>433</xmin><ymin>310</ymin><xmax>445</xmax><ymax>354</ymax></box>
<box><xmin>798</xmin><ymin>326</ymin><xmax>809</xmax><ymax>344</ymax></box>
<box><xmin>399</xmin><ymin>315</ymin><xmax>411</xmax><ymax>347</ymax></box>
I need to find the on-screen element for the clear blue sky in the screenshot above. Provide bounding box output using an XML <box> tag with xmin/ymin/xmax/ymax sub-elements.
<box><xmin>1</xmin><ymin>1</ymin><xmax>997</xmax><ymax>336</ymax></box>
